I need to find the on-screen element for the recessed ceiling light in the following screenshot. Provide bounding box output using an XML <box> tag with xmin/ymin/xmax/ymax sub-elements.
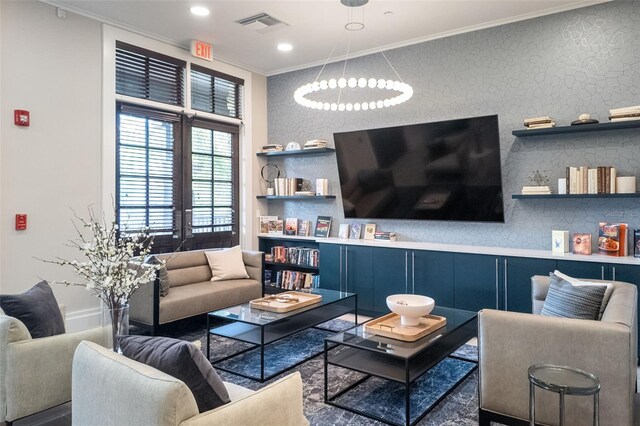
<box><xmin>190</xmin><ymin>6</ymin><xmax>210</xmax><ymax>17</ymax></box>
<box><xmin>277</xmin><ymin>43</ymin><xmax>293</xmax><ymax>52</ymax></box>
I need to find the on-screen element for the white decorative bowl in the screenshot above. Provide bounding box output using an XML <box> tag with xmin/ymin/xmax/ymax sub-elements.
<box><xmin>386</xmin><ymin>294</ymin><xmax>435</xmax><ymax>326</ymax></box>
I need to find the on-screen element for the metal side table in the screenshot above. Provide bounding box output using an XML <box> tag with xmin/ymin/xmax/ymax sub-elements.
<box><xmin>528</xmin><ymin>364</ymin><xmax>600</xmax><ymax>426</ymax></box>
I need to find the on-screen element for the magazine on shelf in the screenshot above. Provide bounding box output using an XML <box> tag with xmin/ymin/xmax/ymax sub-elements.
<box><xmin>298</xmin><ymin>220</ymin><xmax>311</xmax><ymax>237</ymax></box>
<box><xmin>598</xmin><ymin>222</ymin><xmax>628</xmax><ymax>256</ymax></box>
<box><xmin>267</xmin><ymin>219</ymin><xmax>284</xmax><ymax>235</ymax></box>
<box><xmin>364</xmin><ymin>224</ymin><xmax>376</xmax><ymax>240</ymax></box>
<box><xmin>285</xmin><ymin>218</ymin><xmax>298</xmax><ymax>236</ymax></box>
<box><xmin>338</xmin><ymin>224</ymin><xmax>350</xmax><ymax>239</ymax></box>
<box><xmin>350</xmin><ymin>223</ymin><xmax>362</xmax><ymax>239</ymax></box>
<box><xmin>314</xmin><ymin>216</ymin><xmax>332</xmax><ymax>238</ymax></box>
<box><xmin>259</xmin><ymin>216</ymin><xmax>278</xmax><ymax>234</ymax></box>
<box><xmin>571</xmin><ymin>233</ymin><xmax>592</xmax><ymax>255</ymax></box>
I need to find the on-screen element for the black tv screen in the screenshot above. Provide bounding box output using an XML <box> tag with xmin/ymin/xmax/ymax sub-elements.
<box><xmin>333</xmin><ymin>115</ymin><xmax>504</xmax><ymax>222</ymax></box>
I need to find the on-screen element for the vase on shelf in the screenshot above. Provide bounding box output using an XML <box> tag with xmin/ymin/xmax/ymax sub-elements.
<box><xmin>102</xmin><ymin>303</ymin><xmax>130</xmax><ymax>353</ymax></box>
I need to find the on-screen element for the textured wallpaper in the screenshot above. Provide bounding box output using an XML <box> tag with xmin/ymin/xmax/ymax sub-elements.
<box><xmin>265</xmin><ymin>1</ymin><xmax>640</xmax><ymax>250</ymax></box>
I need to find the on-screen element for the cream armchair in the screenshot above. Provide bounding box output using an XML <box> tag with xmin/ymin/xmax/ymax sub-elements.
<box><xmin>478</xmin><ymin>276</ymin><xmax>637</xmax><ymax>426</ymax></box>
<box><xmin>72</xmin><ymin>341</ymin><xmax>309</xmax><ymax>426</ymax></box>
<box><xmin>0</xmin><ymin>305</ymin><xmax>105</xmax><ymax>425</ymax></box>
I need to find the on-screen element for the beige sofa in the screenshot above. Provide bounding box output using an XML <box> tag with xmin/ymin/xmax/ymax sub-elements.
<box><xmin>478</xmin><ymin>275</ymin><xmax>637</xmax><ymax>426</ymax></box>
<box><xmin>0</xmin><ymin>305</ymin><xmax>105</xmax><ymax>425</ymax></box>
<box><xmin>72</xmin><ymin>341</ymin><xmax>309</xmax><ymax>426</ymax></box>
<box><xmin>130</xmin><ymin>249</ymin><xmax>264</xmax><ymax>334</ymax></box>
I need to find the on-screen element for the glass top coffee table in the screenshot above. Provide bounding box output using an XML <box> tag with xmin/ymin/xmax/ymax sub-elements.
<box><xmin>207</xmin><ymin>288</ymin><xmax>357</xmax><ymax>382</ymax></box>
<box><xmin>324</xmin><ymin>306</ymin><xmax>477</xmax><ymax>426</ymax></box>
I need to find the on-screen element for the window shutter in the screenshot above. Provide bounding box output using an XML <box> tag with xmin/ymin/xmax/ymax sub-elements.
<box><xmin>191</xmin><ymin>64</ymin><xmax>244</xmax><ymax>119</ymax></box>
<box><xmin>116</xmin><ymin>41</ymin><xmax>186</xmax><ymax>106</ymax></box>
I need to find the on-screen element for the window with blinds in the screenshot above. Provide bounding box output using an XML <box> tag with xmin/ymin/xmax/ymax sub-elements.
<box><xmin>117</xmin><ymin>106</ymin><xmax>177</xmax><ymax>239</ymax></box>
<box><xmin>116</xmin><ymin>41</ymin><xmax>186</xmax><ymax>106</ymax></box>
<box><xmin>191</xmin><ymin>126</ymin><xmax>235</xmax><ymax>233</ymax></box>
<box><xmin>191</xmin><ymin>64</ymin><xmax>244</xmax><ymax>119</ymax></box>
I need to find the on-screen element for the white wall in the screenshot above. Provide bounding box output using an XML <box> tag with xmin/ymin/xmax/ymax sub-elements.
<box><xmin>1</xmin><ymin>1</ymin><xmax>268</xmax><ymax>330</ymax></box>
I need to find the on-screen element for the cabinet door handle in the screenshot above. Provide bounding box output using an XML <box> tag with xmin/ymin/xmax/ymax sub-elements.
<box><xmin>345</xmin><ymin>247</ymin><xmax>349</xmax><ymax>292</ymax></box>
<box><xmin>412</xmin><ymin>252</ymin><xmax>415</xmax><ymax>294</ymax></box>
<box><xmin>405</xmin><ymin>251</ymin><xmax>408</xmax><ymax>294</ymax></box>
<box><xmin>495</xmin><ymin>258</ymin><xmax>499</xmax><ymax>310</ymax></box>
<box><xmin>601</xmin><ymin>266</ymin><xmax>605</xmax><ymax>281</ymax></box>
<box><xmin>339</xmin><ymin>246</ymin><xmax>343</xmax><ymax>292</ymax></box>
<box><xmin>504</xmin><ymin>258</ymin><xmax>508</xmax><ymax>311</ymax></box>
<box><xmin>612</xmin><ymin>266</ymin><xmax>616</xmax><ymax>282</ymax></box>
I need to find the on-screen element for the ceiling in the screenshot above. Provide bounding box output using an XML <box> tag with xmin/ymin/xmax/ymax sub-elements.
<box><xmin>45</xmin><ymin>0</ymin><xmax>611</xmax><ymax>76</ymax></box>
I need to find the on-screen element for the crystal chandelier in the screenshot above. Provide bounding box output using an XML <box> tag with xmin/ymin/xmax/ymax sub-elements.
<box><xmin>293</xmin><ymin>0</ymin><xmax>413</xmax><ymax>112</ymax></box>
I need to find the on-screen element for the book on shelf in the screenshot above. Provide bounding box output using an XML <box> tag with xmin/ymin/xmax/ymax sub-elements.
<box><xmin>566</xmin><ymin>165</ymin><xmax>616</xmax><ymax>194</ymax></box>
<box><xmin>572</xmin><ymin>233</ymin><xmax>592</xmax><ymax>255</ymax></box>
<box><xmin>267</xmin><ymin>219</ymin><xmax>284</xmax><ymax>235</ymax></box>
<box><xmin>338</xmin><ymin>224</ymin><xmax>350</xmax><ymax>239</ymax></box>
<box><xmin>610</xmin><ymin>106</ymin><xmax>640</xmax><ymax>115</ymax></box>
<box><xmin>526</xmin><ymin>122</ymin><xmax>556</xmax><ymax>129</ymax></box>
<box><xmin>304</xmin><ymin>139</ymin><xmax>328</xmax><ymax>149</ymax></box>
<box><xmin>284</xmin><ymin>218</ymin><xmax>298</xmax><ymax>236</ymax></box>
<box><xmin>314</xmin><ymin>216</ymin><xmax>332</xmax><ymax>238</ymax></box>
<box><xmin>350</xmin><ymin>223</ymin><xmax>362</xmax><ymax>239</ymax></box>
<box><xmin>259</xmin><ymin>216</ymin><xmax>278</xmax><ymax>234</ymax></box>
<box><xmin>610</xmin><ymin>116</ymin><xmax>640</xmax><ymax>122</ymax></box>
<box><xmin>274</xmin><ymin>178</ymin><xmax>304</xmax><ymax>196</ymax></box>
<box><xmin>363</xmin><ymin>224</ymin><xmax>376</xmax><ymax>240</ymax></box>
<box><xmin>521</xmin><ymin>185</ymin><xmax>551</xmax><ymax>195</ymax></box>
<box><xmin>374</xmin><ymin>231</ymin><xmax>397</xmax><ymax>241</ymax></box>
<box><xmin>524</xmin><ymin>116</ymin><xmax>555</xmax><ymax>126</ymax></box>
<box><xmin>598</xmin><ymin>222</ymin><xmax>628</xmax><ymax>256</ymax></box>
<box><xmin>268</xmin><ymin>270</ymin><xmax>319</xmax><ymax>290</ymax></box>
<box><xmin>298</xmin><ymin>220</ymin><xmax>311</xmax><ymax>237</ymax></box>
<box><xmin>262</xmin><ymin>144</ymin><xmax>283</xmax><ymax>152</ymax></box>
<box><xmin>634</xmin><ymin>229</ymin><xmax>640</xmax><ymax>258</ymax></box>
<box><xmin>269</xmin><ymin>246</ymin><xmax>319</xmax><ymax>267</ymax></box>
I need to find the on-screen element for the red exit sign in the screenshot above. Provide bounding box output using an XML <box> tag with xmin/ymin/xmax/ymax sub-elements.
<box><xmin>191</xmin><ymin>40</ymin><xmax>213</xmax><ymax>62</ymax></box>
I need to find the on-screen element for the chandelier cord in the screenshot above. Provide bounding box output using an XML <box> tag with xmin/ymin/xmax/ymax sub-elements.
<box><xmin>314</xmin><ymin>45</ymin><xmax>338</xmax><ymax>83</ymax></box>
<box><xmin>338</xmin><ymin>36</ymin><xmax>352</xmax><ymax>105</ymax></box>
<box><xmin>380</xmin><ymin>51</ymin><xmax>404</xmax><ymax>83</ymax></box>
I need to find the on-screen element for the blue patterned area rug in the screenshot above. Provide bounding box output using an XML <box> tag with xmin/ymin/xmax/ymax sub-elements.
<box><xmin>173</xmin><ymin>318</ymin><xmax>481</xmax><ymax>425</ymax></box>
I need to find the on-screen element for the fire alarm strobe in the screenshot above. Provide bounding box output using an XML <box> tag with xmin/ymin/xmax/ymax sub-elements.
<box><xmin>14</xmin><ymin>110</ymin><xmax>30</xmax><ymax>127</ymax></box>
<box><xmin>15</xmin><ymin>214</ymin><xmax>27</xmax><ymax>231</ymax></box>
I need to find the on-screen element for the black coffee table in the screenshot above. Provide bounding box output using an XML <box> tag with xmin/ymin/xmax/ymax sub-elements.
<box><xmin>324</xmin><ymin>306</ymin><xmax>477</xmax><ymax>426</ymax></box>
<box><xmin>207</xmin><ymin>288</ymin><xmax>357</xmax><ymax>382</ymax></box>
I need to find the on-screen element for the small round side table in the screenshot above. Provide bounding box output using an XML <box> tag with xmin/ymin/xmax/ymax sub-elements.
<box><xmin>528</xmin><ymin>364</ymin><xmax>600</xmax><ymax>426</ymax></box>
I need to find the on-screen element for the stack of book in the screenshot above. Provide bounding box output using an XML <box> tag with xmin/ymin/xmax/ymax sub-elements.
<box><xmin>524</xmin><ymin>116</ymin><xmax>556</xmax><ymax>129</ymax></box>
<box><xmin>609</xmin><ymin>106</ymin><xmax>640</xmax><ymax>122</ymax></box>
<box><xmin>274</xmin><ymin>177</ymin><xmax>303</xmax><ymax>196</ymax></box>
<box><xmin>521</xmin><ymin>186</ymin><xmax>552</xmax><ymax>195</ymax></box>
<box><xmin>374</xmin><ymin>231</ymin><xmax>397</xmax><ymax>241</ymax></box>
<box><xmin>304</xmin><ymin>139</ymin><xmax>328</xmax><ymax>149</ymax></box>
<box><xmin>565</xmin><ymin>166</ymin><xmax>616</xmax><ymax>194</ymax></box>
<box><xmin>262</xmin><ymin>144</ymin><xmax>284</xmax><ymax>152</ymax></box>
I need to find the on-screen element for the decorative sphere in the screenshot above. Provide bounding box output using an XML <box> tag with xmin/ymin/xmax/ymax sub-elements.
<box><xmin>338</xmin><ymin>78</ymin><xmax>347</xmax><ymax>88</ymax></box>
<box><xmin>358</xmin><ymin>78</ymin><xmax>367</xmax><ymax>88</ymax></box>
<box><xmin>347</xmin><ymin>78</ymin><xmax>357</xmax><ymax>88</ymax></box>
<box><xmin>368</xmin><ymin>78</ymin><xmax>377</xmax><ymax>88</ymax></box>
<box><xmin>328</xmin><ymin>79</ymin><xmax>337</xmax><ymax>89</ymax></box>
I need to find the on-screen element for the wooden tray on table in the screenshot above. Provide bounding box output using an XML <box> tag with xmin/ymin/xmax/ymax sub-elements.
<box><xmin>249</xmin><ymin>291</ymin><xmax>322</xmax><ymax>313</ymax></box>
<box><xmin>364</xmin><ymin>312</ymin><xmax>447</xmax><ymax>342</ymax></box>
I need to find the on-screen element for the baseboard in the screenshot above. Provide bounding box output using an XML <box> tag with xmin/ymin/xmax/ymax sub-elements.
<box><xmin>65</xmin><ymin>307</ymin><xmax>102</xmax><ymax>332</ymax></box>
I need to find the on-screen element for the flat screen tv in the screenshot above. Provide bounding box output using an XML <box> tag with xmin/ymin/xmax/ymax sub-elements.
<box><xmin>333</xmin><ymin>115</ymin><xmax>504</xmax><ymax>222</ymax></box>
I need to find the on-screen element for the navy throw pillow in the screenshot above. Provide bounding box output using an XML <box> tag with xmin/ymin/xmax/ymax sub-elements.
<box><xmin>541</xmin><ymin>274</ymin><xmax>606</xmax><ymax>320</ymax></box>
<box><xmin>0</xmin><ymin>281</ymin><xmax>65</xmax><ymax>338</ymax></box>
<box><xmin>118</xmin><ymin>335</ymin><xmax>230</xmax><ymax>413</ymax></box>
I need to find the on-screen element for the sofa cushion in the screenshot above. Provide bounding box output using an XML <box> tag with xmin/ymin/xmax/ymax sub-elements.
<box><xmin>541</xmin><ymin>274</ymin><xmax>606</xmax><ymax>320</ymax></box>
<box><xmin>158</xmin><ymin>279</ymin><xmax>262</xmax><ymax>324</ymax></box>
<box><xmin>118</xmin><ymin>335</ymin><xmax>230</xmax><ymax>413</ymax></box>
<box><xmin>0</xmin><ymin>281</ymin><xmax>65</xmax><ymax>338</ymax></box>
<box><xmin>553</xmin><ymin>270</ymin><xmax>613</xmax><ymax>318</ymax></box>
<box><xmin>205</xmin><ymin>246</ymin><xmax>250</xmax><ymax>282</ymax></box>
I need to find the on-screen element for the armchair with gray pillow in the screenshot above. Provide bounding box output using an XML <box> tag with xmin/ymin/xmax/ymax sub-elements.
<box><xmin>478</xmin><ymin>275</ymin><xmax>637</xmax><ymax>426</ymax></box>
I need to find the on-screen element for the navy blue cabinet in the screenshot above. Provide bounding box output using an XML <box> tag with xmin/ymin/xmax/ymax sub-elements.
<box><xmin>372</xmin><ymin>248</ymin><xmax>408</xmax><ymax>313</ymax></box>
<box><xmin>413</xmin><ymin>250</ymin><xmax>454</xmax><ymax>308</ymax></box>
<box><xmin>319</xmin><ymin>243</ymin><xmax>341</xmax><ymax>292</ymax></box>
<box><xmin>453</xmin><ymin>253</ymin><xmax>499</xmax><ymax>312</ymax></box>
<box><xmin>556</xmin><ymin>260</ymin><xmax>607</xmax><ymax>280</ymax></box>
<box><xmin>504</xmin><ymin>257</ymin><xmax>556</xmax><ymax>313</ymax></box>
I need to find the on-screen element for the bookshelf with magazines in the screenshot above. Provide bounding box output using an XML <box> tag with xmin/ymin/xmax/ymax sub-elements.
<box><xmin>258</xmin><ymin>235</ymin><xmax>321</xmax><ymax>294</ymax></box>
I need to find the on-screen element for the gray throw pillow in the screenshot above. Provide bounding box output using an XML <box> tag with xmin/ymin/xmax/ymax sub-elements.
<box><xmin>0</xmin><ymin>281</ymin><xmax>65</xmax><ymax>338</ymax></box>
<box><xmin>541</xmin><ymin>274</ymin><xmax>606</xmax><ymax>320</ymax></box>
<box><xmin>148</xmin><ymin>256</ymin><xmax>170</xmax><ymax>297</ymax></box>
<box><xmin>118</xmin><ymin>335</ymin><xmax>230</xmax><ymax>412</ymax></box>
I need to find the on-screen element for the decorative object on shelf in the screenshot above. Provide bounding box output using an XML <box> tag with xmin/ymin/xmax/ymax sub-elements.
<box><xmin>285</xmin><ymin>141</ymin><xmax>301</xmax><ymax>151</ymax></box>
<box><xmin>314</xmin><ymin>216</ymin><xmax>332</xmax><ymax>238</ymax></box>
<box><xmin>528</xmin><ymin>170</ymin><xmax>550</xmax><ymax>186</ymax></box>
<box><xmin>571</xmin><ymin>113</ymin><xmax>599</xmax><ymax>125</ymax></box>
<box><xmin>44</xmin><ymin>208</ymin><xmax>162</xmax><ymax>353</ymax></box>
<box><xmin>304</xmin><ymin>139</ymin><xmax>328</xmax><ymax>149</ymax></box>
<box><xmin>609</xmin><ymin>105</ymin><xmax>640</xmax><ymax>122</ymax></box>
<box><xmin>285</xmin><ymin>218</ymin><xmax>298</xmax><ymax>236</ymax></box>
<box><xmin>551</xmin><ymin>230</ymin><xmax>569</xmax><ymax>254</ymax></box>
<box><xmin>598</xmin><ymin>222</ymin><xmax>628</xmax><ymax>257</ymax></box>
<box><xmin>572</xmin><ymin>233</ymin><xmax>592</xmax><ymax>255</ymax></box>
<box><xmin>524</xmin><ymin>116</ymin><xmax>556</xmax><ymax>129</ymax></box>
<box><xmin>298</xmin><ymin>220</ymin><xmax>311</xmax><ymax>237</ymax></box>
<box><xmin>338</xmin><ymin>224</ymin><xmax>350</xmax><ymax>239</ymax></box>
<box><xmin>293</xmin><ymin>0</ymin><xmax>412</xmax><ymax>113</ymax></box>
<box><xmin>261</xmin><ymin>144</ymin><xmax>283</xmax><ymax>152</ymax></box>
<box><xmin>315</xmin><ymin>178</ymin><xmax>329</xmax><ymax>196</ymax></box>
<box><xmin>634</xmin><ymin>229</ymin><xmax>640</xmax><ymax>258</ymax></box>
<box><xmin>616</xmin><ymin>176</ymin><xmax>636</xmax><ymax>194</ymax></box>
<box><xmin>260</xmin><ymin>163</ymin><xmax>280</xmax><ymax>196</ymax></box>
<box><xmin>349</xmin><ymin>223</ymin><xmax>362</xmax><ymax>239</ymax></box>
<box><xmin>363</xmin><ymin>223</ymin><xmax>376</xmax><ymax>240</ymax></box>
<box><xmin>558</xmin><ymin>178</ymin><xmax>567</xmax><ymax>195</ymax></box>
<box><xmin>386</xmin><ymin>294</ymin><xmax>435</xmax><ymax>327</ymax></box>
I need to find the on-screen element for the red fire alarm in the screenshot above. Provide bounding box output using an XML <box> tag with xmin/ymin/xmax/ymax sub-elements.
<box><xmin>15</xmin><ymin>214</ymin><xmax>27</xmax><ymax>231</ymax></box>
<box><xmin>14</xmin><ymin>110</ymin><xmax>30</xmax><ymax>127</ymax></box>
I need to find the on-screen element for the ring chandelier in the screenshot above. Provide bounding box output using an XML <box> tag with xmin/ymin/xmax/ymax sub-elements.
<box><xmin>294</xmin><ymin>77</ymin><xmax>413</xmax><ymax>112</ymax></box>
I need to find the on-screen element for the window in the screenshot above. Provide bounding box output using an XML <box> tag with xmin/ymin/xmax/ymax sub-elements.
<box><xmin>114</xmin><ymin>43</ymin><xmax>243</xmax><ymax>252</ymax></box>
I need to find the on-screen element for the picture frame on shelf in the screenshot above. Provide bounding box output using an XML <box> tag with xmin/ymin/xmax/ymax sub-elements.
<box><xmin>350</xmin><ymin>223</ymin><xmax>362</xmax><ymax>239</ymax></box>
<box><xmin>364</xmin><ymin>224</ymin><xmax>376</xmax><ymax>240</ymax></box>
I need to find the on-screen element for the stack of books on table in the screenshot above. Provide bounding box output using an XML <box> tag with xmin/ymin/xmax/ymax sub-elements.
<box><xmin>374</xmin><ymin>231</ymin><xmax>397</xmax><ymax>241</ymax></box>
<box><xmin>609</xmin><ymin>106</ymin><xmax>640</xmax><ymax>122</ymax></box>
<box><xmin>524</xmin><ymin>116</ymin><xmax>556</xmax><ymax>129</ymax></box>
<box><xmin>262</xmin><ymin>144</ymin><xmax>284</xmax><ymax>152</ymax></box>
<box><xmin>304</xmin><ymin>139</ymin><xmax>328</xmax><ymax>149</ymax></box>
<box><xmin>521</xmin><ymin>186</ymin><xmax>552</xmax><ymax>195</ymax></box>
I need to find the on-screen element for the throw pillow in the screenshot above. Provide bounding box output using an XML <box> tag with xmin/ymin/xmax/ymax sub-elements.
<box><xmin>147</xmin><ymin>256</ymin><xmax>171</xmax><ymax>297</ymax></box>
<box><xmin>553</xmin><ymin>270</ymin><xmax>613</xmax><ymax>318</ymax></box>
<box><xmin>541</xmin><ymin>274</ymin><xmax>606</xmax><ymax>320</ymax></box>
<box><xmin>118</xmin><ymin>335</ymin><xmax>230</xmax><ymax>413</ymax></box>
<box><xmin>0</xmin><ymin>281</ymin><xmax>65</xmax><ymax>338</ymax></box>
<box><xmin>205</xmin><ymin>246</ymin><xmax>249</xmax><ymax>282</ymax></box>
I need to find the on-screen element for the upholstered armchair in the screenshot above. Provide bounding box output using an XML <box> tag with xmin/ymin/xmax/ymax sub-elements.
<box><xmin>478</xmin><ymin>275</ymin><xmax>637</xmax><ymax>426</ymax></box>
<box><xmin>0</xmin><ymin>305</ymin><xmax>105</xmax><ymax>425</ymax></box>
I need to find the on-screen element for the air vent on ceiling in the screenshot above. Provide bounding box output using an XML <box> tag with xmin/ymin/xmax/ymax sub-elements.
<box><xmin>235</xmin><ymin>12</ymin><xmax>288</xmax><ymax>34</ymax></box>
